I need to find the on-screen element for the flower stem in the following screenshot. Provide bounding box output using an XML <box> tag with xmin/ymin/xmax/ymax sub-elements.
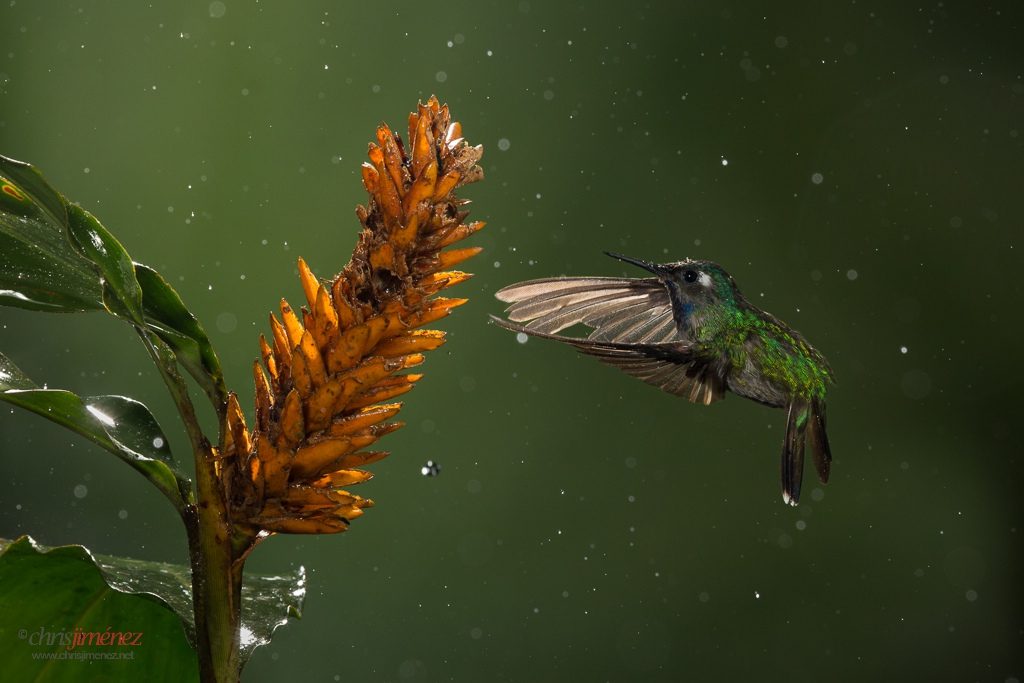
<box><xmin>137</xmin><ymin>329</ymin><xmax>244</xmax><ymax>683</ymax></box>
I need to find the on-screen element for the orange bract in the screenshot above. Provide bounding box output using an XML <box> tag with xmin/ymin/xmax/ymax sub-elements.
<box><xmin>218</xmin><ymin>97</ymin><xmax>484</xmax><ymax>534</ymax></box>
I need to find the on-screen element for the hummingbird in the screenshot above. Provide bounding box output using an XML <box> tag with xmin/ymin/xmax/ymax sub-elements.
<box><xmin>490</xmin><ymin>251</ymin><xmax>835</xmax><ymax>506</ymax></box>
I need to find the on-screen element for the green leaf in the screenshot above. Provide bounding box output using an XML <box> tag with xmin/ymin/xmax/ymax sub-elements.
<box><xmin>0</xmin><ymin>155</ymin><xmax>104</xmax><ymax>312</ymax></box>
<box><xmin>0</xmin><ymin>536</ymin><xmax>307</xmax><ymax>675</ymax></box>
<box><xmin>0</xmin><ymin>154</ymin><xmax>227</xmax><ymax>411</ymax></box>
<box><xmin>0</xmin><ymin>536</ymin><xmax>199</xmax><ymax>683</ymax></box>
<box><xmin>66</xmin><ymin>202</ymin><xmax>145</xmax><ymax>324</ymax></box>
<box><xmin>136</xmin><ymin>264</ymin><xmax>227</xmax><ymax>409</ymax></box>
<box><xmin>0</xmin><ymin>351</ymin><xmax>189</xmax><ymax>513</ymax></box>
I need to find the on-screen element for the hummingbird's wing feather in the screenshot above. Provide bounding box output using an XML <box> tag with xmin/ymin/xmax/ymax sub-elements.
<box><xmin>807</xmin><ymin>398</ymin><xmax>832</xmax><ymax>484</ymax></box>
<box><xmin>780</xmin><ymin>400</ymin><xmax>810</xmax><ymax>506</ymax></box>
<box><xmin>489</xmin><ymin>316</ymin><xmax>725</xmax><ymax>405</ymax></box>
<box><xmin>495</xmin><ymin>277</ymin><xmax>679</xmax><ymax>343</ymax></box>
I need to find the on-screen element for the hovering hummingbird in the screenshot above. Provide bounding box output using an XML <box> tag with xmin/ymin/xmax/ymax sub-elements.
<box><xmin>490</xmin><ymin>252</ymin><xmax>835</xmax><ymax>506</ymax></box>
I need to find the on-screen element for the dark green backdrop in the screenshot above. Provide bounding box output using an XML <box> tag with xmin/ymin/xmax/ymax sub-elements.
<box><xmin>1</xmin><ymin>2</ymin><xmax>1021</xmax><ymax>681</ymax></box>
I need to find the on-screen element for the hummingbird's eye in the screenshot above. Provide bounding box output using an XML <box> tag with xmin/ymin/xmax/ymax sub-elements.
<box><xmin>683</xmin><ymin>270</ymin><xmax>699</xmax><ymax>283</ymax></box>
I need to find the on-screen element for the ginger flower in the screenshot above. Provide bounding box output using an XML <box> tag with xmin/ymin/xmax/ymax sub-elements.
<box><xmin>217</xmin><ymin>97</ymin><xmax>484</xmax><ymax>535</ymax></box>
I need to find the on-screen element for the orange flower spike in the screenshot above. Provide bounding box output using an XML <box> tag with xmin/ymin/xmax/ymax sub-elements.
<box><xmin>225</xmin><ymin>393</ymin><xmax>252</xmax><ymax>457</ymax></box>
<box><xmin>330</xmin><ymin>278</ymin><xmax>357</xmax><ymax>329</ymax></box>
<box><xmin>279</xmin><ymin>300</ymin><xmax>305</xmax><ymax>350</ymax></box>
<box><xmin>406</xmin><ymin>297</ymin><xmax>469</xmax><ymax>329</ymax></box>
<box><xmin>302</xmin><ymin>378</ymin><xmax>346</xmax><ymax>431</ymax></box>
<box><xmin>358</xmin><ymin>315</ymin><xmax>391</xmax><ymax>357</ymax></box>
<box><xmin>291</xmin><ymin>437</ymin><xmax>356</xmax><ymax>480</ymax></box>
<box><xmin>296</xmin><ymin>330</ymin><xmax>327</xmax><ymax>389</ymax></box>
<box><xmin>401</xmin><ymin>158</ymin><xmax>438</xmax><ymax>222</ymax></box>
<box><xmin>328</xmin><ymin>404</ymin><xmax>403</xmax><ymax>437</ymax></box>
<box><xmin>253</xmin><ymin>361</ymin><xmax>273</xmax><ymax>429</ymax></box>
<box><xmin>313</xmin><ymin>286</ymin><xmax>339</xmax><ymax>345</ymax></box>
<box><xmin>442</xmin><ymin>220</ymin><xmax>485</xmax><ymax>247</ymax></box>
<box><xmin>247</xmin><ymin>449</ymin><xmax>265</xmax><ymax>502</ymax></box>
<box><xmin>360</xmin><ymin>163</ymin><xmax>378</xmax><ymax>195</ymax></box>
<box><xmin>346</xmin><ymin>429</ymin><xmax>390</xmax><ymax>452</ymax></box>
<box><xmin>281</xmin><ymin>485</ymin><xmax>357</xmax><ymax>510</ymax></box>
<box><xmin>368</xmin><ymin>241</ymin><xmax>396</xmax><ymax>271</ymax></box>
<box><xmin>297</xmin><ymin>257</ymin><xmax>319</xmax><ymax>310</ymax></box>
<box><xmin>367</xmin><ymin>144</ymin><xmax>402</xmax><ymax>222</ymax></box>
<box><xmin>289</xmin><ymin>348</ymin><xmax>314</xmax><ymax>399</ymax></box>
<box><xmin>321</xmin><ymin>450</ymin><xmax>390</xmax><ymax>470</ymax></box>
<box><xmin>268</xmin><ymin>314</ymin><xmax>291</xmax><ymax>374</ymax></box>
<box><xmin>256</xmin><ymin>433</ymin><xmax>288</xmax><ymax>499</ymax></box>
<box><xmin>347</xmin><ymin>374</ymin><xmax>422</xmax><ymax>410</ymax></box>
<box><xmin>435</xmin><ymin>246</ymin><xmax>484</xmax><ymax>271</ymax></box>
<box><xmin>419</xmin><ymin>271</ymin><xmax>473</xmax><ymax>296</ymax></box>
<box><xmin>314</xmin><ymin>470</ymin><xmax>374</xmax><ymax>488</ymax></box>
<box><xmin>432</xmin><ymin>170</ymin><xmax>462</xmax><ymax>201</ymax></box>
<box><xmin>410</xmin><ymin>107</ymin><xmax>434</xmax><ymax>177</ymax></box>
<box><xmin>326</xmin><ymin>324</ymin><xmax>371</xmax><ymax>373</ymax></box>
<box><xmin>276</xmin><ymin>388</ymin><xmax>305</xmax><ymax>448</ymax></box>
<box><xmin>228</xmin><ymin>99</ymin><xmax>484</xmax><ymax>537</ymax></box>
<box><xmin>377</xmin><ymin>124</ymin><xmax>408</xmax><ymax>198</ymax></box>
<box><xmin>325</xmin><ymin>357</ymin><xmax>405</xmax><ymax>413</ymax></box>
<box><xmin>258</xmin><ymin>335</ymin><xmax>279</xmax><ymax>388</ymax></box>
<box><xmin>301</xmin><ymin>309</ymin><xmax>320</xmax><ymax>349</ymax></box>
<box><xmin>259</xmin><ymin>517</ymin><xmax>350</xmax><ymax>535</ymax></box>
<box><xmin>331</xmin><ymin>505</ymin><xmax>366</xmax><ymax>522</ymax></box>
<box><xmin>373</xmin><ymin>330</ymin><xmax>446</xmax><ymax>357</ymax></box>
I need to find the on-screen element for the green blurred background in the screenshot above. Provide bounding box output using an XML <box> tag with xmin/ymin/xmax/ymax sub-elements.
<box><xmin>1</xmin><ymin>2</ymin><xmax>1021</xmax><ymax>681</ymax></box>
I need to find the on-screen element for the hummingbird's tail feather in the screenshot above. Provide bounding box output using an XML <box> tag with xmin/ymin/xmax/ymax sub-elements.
<box><xmin>781</xmin><ymin>400</ymin><xmax>810</xmax><ymax>506</ymax></box>
<box><xmin>489</xmin><ymin>315</ymin><xmax>725</xmax><ymax>404</ymax></box>
<box><xmin>494</xmin><ymin>277</ymin><xmax>679</xmax><ymax>344</ymax></box>
<box><xmin>808</xmin><ymin>398</ymin><xmax>831</xmax><ymax>484</ymax></box>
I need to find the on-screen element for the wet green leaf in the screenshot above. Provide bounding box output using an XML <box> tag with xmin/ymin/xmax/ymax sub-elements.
<box><xmin>0</xmin><ymin>536</ymin><xmax>199</xmax><ymax>683</ymax></box>
<box><xmin>0</xmin><ymin>155</ymin><xmax>227</xmax><ymax>410</ymax></box>
<box><xmin>136</xmin><ymin>264</ymin><xmax>227</xmax><ymax>409</ymax></box>
<box><xmin>0</xmin><ymin>351</ymin><xmax>189</xmax><ymax>513</ymax></box>
<box><xmin>0</xmin><ymin>536</ymin><xmax>307</xmax><ymax>675</ymax></box>
<box><xmin>0</xmin><ymin>155</ymin><xmax>104</xmax><ymax>312</ymax></box>
<box><xmin>66</xmin><ymin>202</ymin><xmax>145</xmax><ymax>324</ymax></box>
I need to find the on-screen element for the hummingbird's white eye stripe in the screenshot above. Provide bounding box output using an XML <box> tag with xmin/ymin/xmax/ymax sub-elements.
<box><xmin>698</xmin><ymin>272</ymin><xmax>712</xmax><ymax>288</ymax></box>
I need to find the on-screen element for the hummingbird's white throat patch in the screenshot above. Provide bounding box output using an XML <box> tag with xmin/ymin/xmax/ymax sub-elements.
<box><xmin>697</xmin><ymin>272</ymin><xmax>713</xmax><ymax>288</ymax></box>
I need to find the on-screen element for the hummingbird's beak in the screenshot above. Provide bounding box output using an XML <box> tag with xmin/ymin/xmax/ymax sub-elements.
<box><xmin>604</xmin><ymin>251</ymin><xmax>670</xmax><ymax>278</ymax></box>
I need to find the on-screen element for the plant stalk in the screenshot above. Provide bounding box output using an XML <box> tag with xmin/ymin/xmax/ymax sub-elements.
<box><xmin>138</xmin><ymin>329</ymin><xmax>244</xmax><ymax>683</ymax></box>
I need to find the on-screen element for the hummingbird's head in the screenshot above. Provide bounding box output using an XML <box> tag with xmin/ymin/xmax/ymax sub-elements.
<box><xmin>605</xmin><ymin>252</ymin><xmax>739</xmax><ymax>310</ymax></box>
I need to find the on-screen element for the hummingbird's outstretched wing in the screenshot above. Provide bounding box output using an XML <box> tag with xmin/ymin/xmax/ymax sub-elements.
<box><xmin>490</xmin><ymin>316</ymin><xmax>725</xmax><ymax>405</ymax></box>
<box><xmin>494</xmin><ymin>277</ymin><xmax>680</xmax><ymax>344</ymax></box>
